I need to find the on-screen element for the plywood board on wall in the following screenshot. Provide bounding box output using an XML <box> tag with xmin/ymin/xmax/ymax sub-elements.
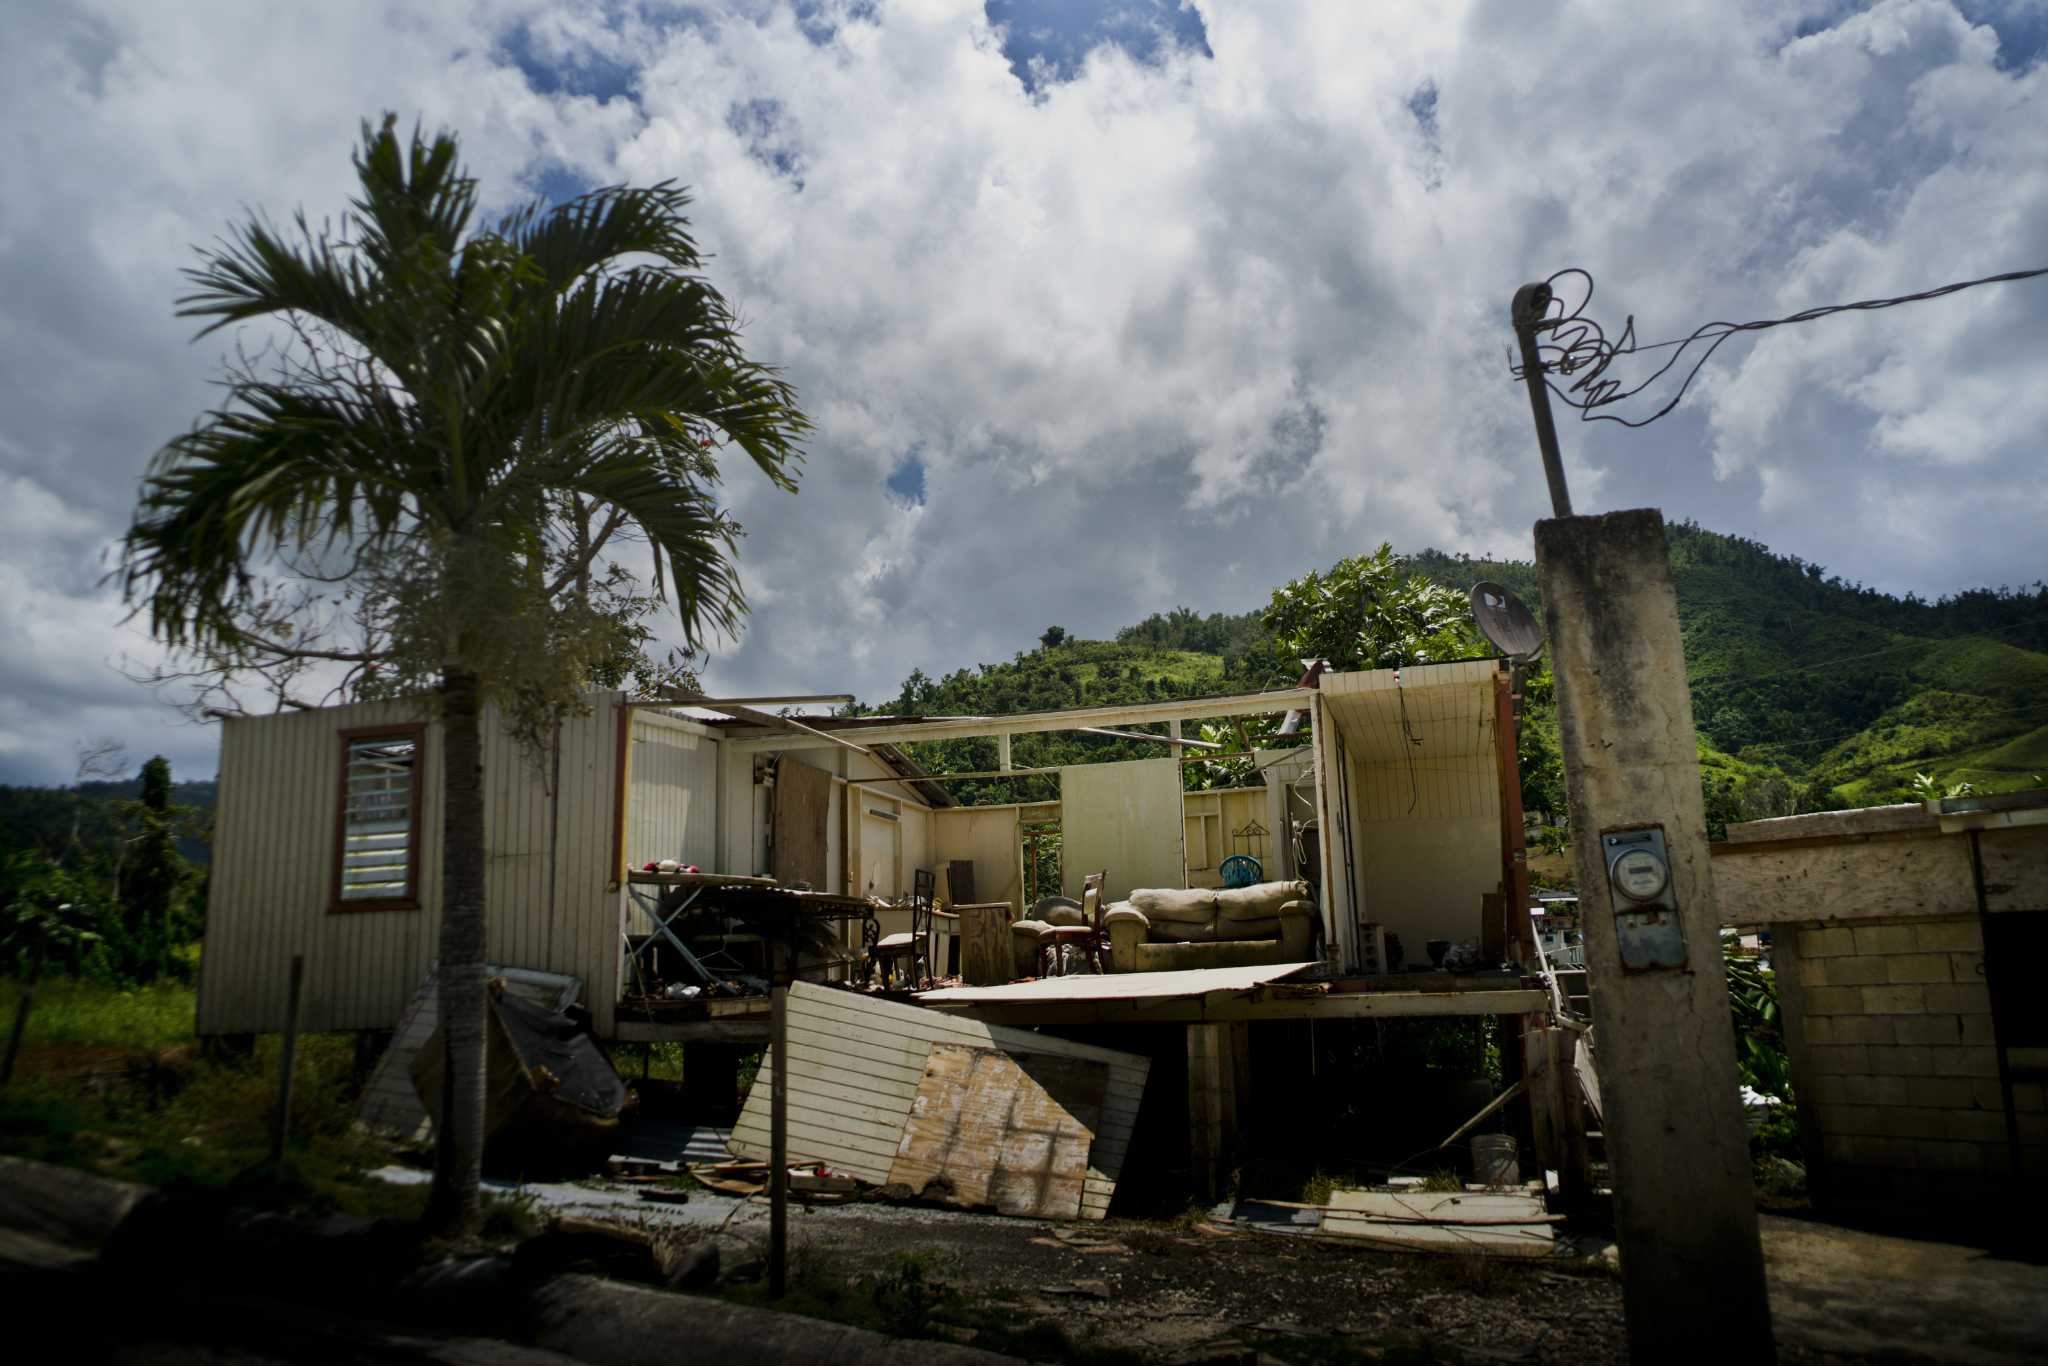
<box><xmin>1061</xmin><ymin>758</ymin><xmax>1185</xmax><ymax>901</ymax></box>
<box><xmin>1710</xmin><ymin>832</ymin><xmax>1976</xmax><ymax>924</ymax></box>
<box><xmin>888</xmin><ymin>1043</ymin><xmax>1108</xmax><ymax>1218</ymax></box>
<box><xmin>772</xmin><ymin>757</ymin><xmax>832</xmax><ymax>889</ymax></box>
<box><xmin>932</xmin><ymin>807</ymin><xmax>1023</xmax><ymax>912</ymax></box>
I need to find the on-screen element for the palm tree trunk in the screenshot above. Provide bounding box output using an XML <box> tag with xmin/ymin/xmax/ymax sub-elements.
<box><xmin>424</xmin><ymin>664</ymin><xmax>488</xmax><ymax>1234</ymax></box>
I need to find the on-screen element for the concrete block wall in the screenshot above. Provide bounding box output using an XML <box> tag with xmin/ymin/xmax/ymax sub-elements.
<box><xmin>1785</xmin><ymin>913</ymin><xmax>2040</xmax><ymax>1210</ymax></box>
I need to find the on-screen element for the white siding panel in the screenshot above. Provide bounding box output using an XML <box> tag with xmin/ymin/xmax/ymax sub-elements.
<box><xmin>202</xmin><ymin>693</ymin><xmax>627</xmax><ymax>1037</ymax></box>
<box><xmin>732</xmin><ymin>983</ymin><xmax>1149</xmax><ymax>1219</ymax></box>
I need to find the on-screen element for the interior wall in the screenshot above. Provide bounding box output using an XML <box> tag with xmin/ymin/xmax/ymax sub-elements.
<box><xmin>931</xmin><ymin>806</ymin><xmax>1024</xmax><ymax>911</ymax></box>
<box><xmin>624</xmin><ymin>714</ymin><xmax>719</xmax><ymax>871</ymax></box>
<box><xmin>1183</xmin><ymin>788</ymin><xmax>1272</xmax><ymax>888</ymax></box>
<box><xmin>1349</xmin><ymin>752</ymin><xmax>1502</xmax><ymax>957</ymax></box>
<box><xmin>1061</xmin><ymin>758</ymin><xmax>1186</xmax><ymax>901</ymax></box>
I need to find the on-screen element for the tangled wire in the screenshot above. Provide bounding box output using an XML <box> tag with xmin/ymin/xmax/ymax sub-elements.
<box><xmin>1509</xmin><ymin>264</ymin><xmax>2048</xmax><ymax>429</ymax></box>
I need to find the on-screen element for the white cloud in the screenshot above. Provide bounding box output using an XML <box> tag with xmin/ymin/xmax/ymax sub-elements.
<box><xmin>0</xmin><ymin>0</ymin><xmax>2043</xmax><ymax>781</ymax></box>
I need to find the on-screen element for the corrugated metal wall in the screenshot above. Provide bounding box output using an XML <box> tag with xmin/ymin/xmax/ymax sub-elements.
<box><xmin>199</xmin><ymin>693</ymin><xmax>627</xmax><ymax>1038</ymax></box>
<box><xmin>625</xmin><ymin>712</ymin><xmax>719</xmax><ymax>870</ymax></box>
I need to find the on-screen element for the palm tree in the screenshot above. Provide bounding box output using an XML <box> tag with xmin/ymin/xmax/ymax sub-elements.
<box><xmin>121</xmin><ymin>116</ymin><xmax>808</xmax><ymax>1231</ymax></box>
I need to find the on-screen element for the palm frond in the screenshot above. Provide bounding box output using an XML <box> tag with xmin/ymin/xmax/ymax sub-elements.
<box><xmin>122</xmin><ymin>384</ymin><xmax>430</xmax><ymax>648</ymax></box>
<box><xmin>499</xmin><ymin>182</ymin><xmax>702</xmax><ymax>295</ymax></box>
<box><xmin>554</xmin><ymin>450</ymin><xmax>750</xmax><ymax>644</ymax></box>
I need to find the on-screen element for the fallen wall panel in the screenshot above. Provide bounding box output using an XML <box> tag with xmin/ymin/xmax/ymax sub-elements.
<box><xmin>731</xmin><ymin>982</ymin><xmax>1148</xmax><ymax>1219</ymax></box>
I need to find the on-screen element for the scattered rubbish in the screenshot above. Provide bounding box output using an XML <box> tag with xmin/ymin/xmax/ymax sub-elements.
<box><xmin>1046</xmin><ymin>1279</ymin><xmax>1112</xmax><ymax>1300</ymax></box>
<box><xmin>1470</xmin><ymin>1133</ymin><xmax>1520</xmax><ymax>1187</ymax></box>
<box><xmin>662</xmin><ymin>983</ymin><xmax>703</xmax><ymax>1000</ymax></box>
<box><xmin>636</xmin><ymin>1188</ymin><xmax>691</xmax><ymax>1205</ymax></box>
<box><xmin>1317</xmin><ymin>1190</ymin><xmax>1557</xmax><ymax>1257</ymax></box>
<box><xmin>412</xmin><ymin>979</ymin><xmax>629</xmax><ymax>1176</ymax></box>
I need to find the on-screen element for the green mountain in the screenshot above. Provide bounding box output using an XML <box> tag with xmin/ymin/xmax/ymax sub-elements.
<box><xmin>1410</xmin><ymin>523</ymin><xmax>2048</xmax><ymax>807</ymax></box>
<box><xmin>0</xmin><ymin>775</ymin><xmax>217</xmax><ymax>867</ymax></box>
<box><xmin>867</xmin><ymin>523</ymin><xmax>2046</xmax><ymax>817</ymax></box>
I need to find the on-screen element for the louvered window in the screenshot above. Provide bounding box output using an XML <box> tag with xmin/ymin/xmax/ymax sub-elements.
<box><xmin>334</xmin><ymin>728</ymin><xmax>422</xmax><ymax>909</ymax></box>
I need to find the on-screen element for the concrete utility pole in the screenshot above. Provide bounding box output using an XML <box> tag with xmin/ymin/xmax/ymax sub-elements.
<box><xmin>1513</xmin><ymin>282</ymin><xmax>1772</xmax><ymax>1358</ymax></box>
<box><xmin>1534</xmin><ymin>508</ymin><xmax>1774</xmax><ymax>1358</ymax></box>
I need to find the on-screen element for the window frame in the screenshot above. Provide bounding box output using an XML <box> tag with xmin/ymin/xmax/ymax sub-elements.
<box><xmin>330</xmin><ymin>723</ymin><xmax>426</xmax><ymax>914</ymax></box>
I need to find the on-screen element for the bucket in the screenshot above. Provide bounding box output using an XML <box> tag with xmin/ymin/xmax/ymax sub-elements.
<box><xmin>1470</xmin><ymin>1133</ymin><xmax>1518</xmax><ymax>1187</ymax></box>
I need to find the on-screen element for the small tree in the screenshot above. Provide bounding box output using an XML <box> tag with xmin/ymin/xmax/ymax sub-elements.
<box><xmin>1039</xmin><ymin>625</ymin><xmax>1069</xmax><ymax>650</ymax></box>
<box><xmin>121</xmin><ymin>116</ymin><xmax>808</xmax><ymax>1231</ymax></box>
<box><xmin>1261</xmin><ymin>544</ymin><xmax>1486</xmax><ymax>673</ymax></box>
<box><xmin>115</xmin><ymin>756</ymin><xmax>197</xmax><ymax>982</ymax></box>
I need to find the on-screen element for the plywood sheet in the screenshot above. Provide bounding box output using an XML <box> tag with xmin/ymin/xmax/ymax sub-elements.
<box><xmin>730</xmin><ymin>983</ymin><xmax>1148</xmax><ymax>1219</ymax></box>
<box><xmin>1320</xmin><ymin>1189</ymin><xmax>1555</xmax><ymax>1257</ymax></box>
<box><xmin>1710</xmin><ymin>832</ymin><xmax>1976</xmax><ymax>924</ymax></box>
<box><xmin>1061</xmin><ymin>758</ymin><xmax>1186</xmax><ymax>902</ymax></box>
<box><xmin>772</xmin><ymin>758</ymin><xmax>832</xmax><ymax>889</ymax></box>
<box><xmin>888</xmin><ymin>1044</ymin><xmax>1108</xmax><ymax>1218</ymax></box>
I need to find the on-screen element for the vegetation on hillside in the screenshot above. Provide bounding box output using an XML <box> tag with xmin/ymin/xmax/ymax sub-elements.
<box><xmin>851</xmin><ymin>523</ymin><xmax>2042</xmax><ymax>834</ymax></box>
<box><xmin>1</xmin><ymin>753</ymin><xmax>208</xmax><ymax>984</ymax></box>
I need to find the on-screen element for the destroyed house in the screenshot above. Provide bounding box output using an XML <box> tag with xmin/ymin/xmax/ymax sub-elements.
<box><xmin>194</xmin><ymin>657</ymin><xmax>1537</xmax><ymax>1044</ymax></box>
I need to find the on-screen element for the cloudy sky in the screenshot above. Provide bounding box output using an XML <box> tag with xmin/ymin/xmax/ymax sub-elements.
<box><xmin>3</xmin><ymin>0</ymin><xmax>2045</xmax><ymax>785</ymax></box>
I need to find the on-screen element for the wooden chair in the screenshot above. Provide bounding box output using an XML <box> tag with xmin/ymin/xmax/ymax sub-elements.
<box><xmin>1038</xmin><ymin>871</ymin><xmax>1108</xmax><ymax>976</ymax></box>
<box><xmin>873</xmin><ymin>868</ymin><xmax>949</xmax><ymax>988</ymax></box>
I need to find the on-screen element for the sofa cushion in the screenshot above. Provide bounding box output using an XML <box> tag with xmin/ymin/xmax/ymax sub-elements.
<box><xmin>1215</xmin><ymin>880</ymin><xmax>1312</xmax><ymax>922</ymax></box>
<box><xmin>1134</xmin><ymin>938</ymin><xmax>1288</xmax><ymax>972</ymax></box>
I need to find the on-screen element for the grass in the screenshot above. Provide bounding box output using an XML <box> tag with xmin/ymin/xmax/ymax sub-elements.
<box><xmin>0</xmin><ymin>973</ymin><xmax>439</xmax><ymax>1226</ymax></box>
<box><xmin>0</xmin><ymin>976</ymin><xmax>197</xmax><ymax>1050</ymax></box>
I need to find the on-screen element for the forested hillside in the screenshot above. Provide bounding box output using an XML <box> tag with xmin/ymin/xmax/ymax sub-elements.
<box><xmin>862</xmin><ymin>523</ymin><xmax>2046</xmax><ymax>817</ymax></box>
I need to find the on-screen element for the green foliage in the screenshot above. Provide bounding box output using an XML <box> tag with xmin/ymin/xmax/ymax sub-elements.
<box><xmin>0</xmin><ymin>755</ymin><xmax>206</xmax><ymax>984</ymax></box>
<box><xmin>112</xmin><ymin>756</ymin><xmax>202</xmax><ymax>981</ymax></box>
<box><xmin>1725</xmin><ymin>940</ymin><xmax>1791</xmax><ymax>1101</ymax></box>
<box><xmin>1409</xmin><ymin>522</ymin><xmax>2048</xmax><ymax>825</ymax></box>
<box><xmin>1261</xmin><ymin>543</ymin><xmax>1488</xmax><ymax>674</ymax></box>
<box><xmin>0</xmin><ymin>851</ymin><xmax>109</xmax><ymax>975</ymax></box>
<box><xmin>0</xmin><ymin>976</ymin><xmax>196</xmax><ymax>1049</ymax></box>
<box><xmin>120</xmin><ymin>112</ymin><xmax>808</xmax><ymax>746</ymax></box>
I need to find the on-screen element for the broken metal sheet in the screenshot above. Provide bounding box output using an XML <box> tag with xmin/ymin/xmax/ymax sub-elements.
<box><xmin>917</xmin><ymin>962</ymin><xmax>1317</xmax><ymax>1006</ymax></box>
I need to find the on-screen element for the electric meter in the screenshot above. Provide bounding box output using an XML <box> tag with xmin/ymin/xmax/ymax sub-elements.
<box><xmin>1601</xmin><ymin>826</ymin><xmax>1687</xmax><ymax>971</ymax></box>
<box><xmin>1610</xmin><ymin>847</ymin><xmax>1670</xmax><ymax>901</ymax></box>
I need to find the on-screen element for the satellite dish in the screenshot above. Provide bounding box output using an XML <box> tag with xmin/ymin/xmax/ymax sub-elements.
<box><xmin>1469</xmin><ymin>582</ymin><xmax>1543</xmax><ymax>662</ymax></box>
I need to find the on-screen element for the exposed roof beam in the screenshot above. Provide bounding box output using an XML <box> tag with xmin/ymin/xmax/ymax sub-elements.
<box><xmin>1076</xmin><ymin>726</ymin><xmax>1223</xmax><ymax>750</ymax></box>
<box><xmin>704</xmin><ymin>703</ymin><xmax>872</xmax><ymax>757</ymax></box>
<box><xmin>637</xmin><ymin>692</ymin><xmax>856</xmax><ymax>709</ymax></box>
<box><xmin>721</xmin><ymin>688</ymin><xmax>1314</xmax><ymax>750</ymax></box>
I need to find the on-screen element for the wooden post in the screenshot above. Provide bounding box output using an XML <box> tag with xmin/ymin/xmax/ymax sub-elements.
<box><xmin>1187</xmin><ymin>1023</ymin><xmax>1236</xmax><ymax>1203</ymax></box>
<box><xmin>1522</xmin><ymin>1025</ymin><xmax>1589</xmax><ymax>1204</ymax></box>
<box><xmin>269</xmin><ymin>954</ymin><xmax>305</xmax><ymax>1166</ymax></box>
<box><xmin>769</xmin><ymin>941</ymin><xmax>790</xmax><ymax>1300</ymax></box>
<box><xmin>1494</xmin><ymin>668</ymin><xmax>1536</xmax><ymax>967</ymax></box>
<box><xmin>996</xmin><ymin>733</ymin><xmax>1012</xmax><ymax>772</ymax></box>
<box><xmin>1</xmin><ymin>938</ymin><xmax>47</xmax><ymax>1088</ymax></box>
<box><xmin>1536</xmin><ymin>509</ymin><xmax>1772</xmax><ymax>1358</ymax></box>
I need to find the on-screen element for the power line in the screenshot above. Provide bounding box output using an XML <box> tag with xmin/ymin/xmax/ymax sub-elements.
<box><xmin>1510</xmin><ymin>265</ymin><xmax>2048</xmax><ymax>429</ymax></box>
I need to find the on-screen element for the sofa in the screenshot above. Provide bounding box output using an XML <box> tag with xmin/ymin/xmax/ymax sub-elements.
<box><xmin>1103</xmin><ymin>880</ymin><xmax>1317</xmax><ymax>973</ymax></box>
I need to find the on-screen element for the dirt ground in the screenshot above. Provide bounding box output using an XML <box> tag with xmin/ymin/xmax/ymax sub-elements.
<box><xmin>679</xmin><ymin>1195</ymin><xmax>2045</xmax><ymax>1365</ymax></box>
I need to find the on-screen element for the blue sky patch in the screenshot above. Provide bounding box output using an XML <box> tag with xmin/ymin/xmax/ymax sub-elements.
<box><xmin>499</xmin><ymin>19</ymin><xmax>638</xmax><ymax>102</ymax></box>
<box><xmin>885</xmin><ymin>452</ymin><xmax>928</xmax><ymax>507</ymax></box>
<box><xmin>985</xmin><ymin>0</ymin><xmax>1211</xmax><ymax>93</ymax></box>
